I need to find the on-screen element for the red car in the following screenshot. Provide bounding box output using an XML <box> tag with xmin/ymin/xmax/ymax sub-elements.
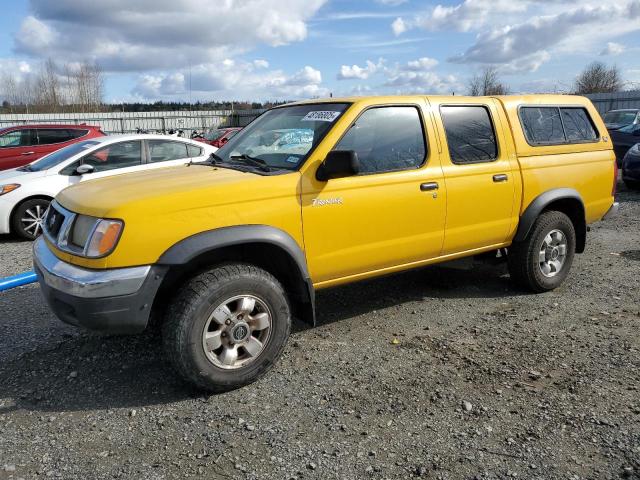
<box><xmin>0</xmin><ymin>124</ymin><xmax>105</xmax><ymax>171</ymax></box>
<box><xmin>196</xmin><ymin>127</ymin><xmax>242</xmax><ymax>148</ymax></box>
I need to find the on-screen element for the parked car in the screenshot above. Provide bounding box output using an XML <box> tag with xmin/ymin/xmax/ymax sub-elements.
<box><xmin>609</xmin><ymin>122</ymin><xmax>640</xmax><ymax>166</ymax></box>
<box><xmin>621</xmin><ymin>142</ymin><xmax>640</xmax><ymax>189</ymax></box>
<box><xmin>0</xmin><ymin>135</ymin><xmax>216</xmax><ymax>239</ymax></box>
<box><xmin>197</xmin><ymin>127</ymin><xmax>242</xmax><ymax>148</ymax></box>
<box><xmin>33</xmin><ymin>94</ymin><xmax>617</xmax><ymax>392</ymax></box>
<box><xmin>0</xmin><ymin>124</ymin><xmax>105</xmax><ymax>171</ymax></box>
<box><xmin>603</xmin><ymin>109</ymin><xmax>639</xmax><ymax>131</ymax></box>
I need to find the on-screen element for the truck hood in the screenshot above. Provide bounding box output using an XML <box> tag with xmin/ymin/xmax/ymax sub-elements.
<box><xmin>56</xmin><ymin>164</ymin><xmax>297</xmax><ymax>218</ymax></box>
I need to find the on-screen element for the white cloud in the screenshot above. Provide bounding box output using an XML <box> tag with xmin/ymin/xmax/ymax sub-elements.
<box><xmin>393</xmin><ymin>0</ymin><xmax>640</xmax><ymax>73</ymax></box>
<box><xmin>376</xmin><ymin>0</ymin><xmax>408</xmax><ymax>5</ymax></box>
<box><xmin>337</xmin><ymin>59</ymin><xmax>385</xmax><ymax>80</ymax></box>
<box><xmin>133</xmin><ymin>62</ymin><xmax>327</xmax><ymax>101</ymax></box>
<box><xmin>375</xmin><ymin>57</ymin><xmax>462</xmax><ymax>94</ymax></box>
<box><xmin>15</xmin><ymin>0</ymin><xmax>327</xmax><ymax>72</ymax></box>
<box><xmin>405</xmin><ymin>57</ymin><xmax>438</xmax><ymax>71</ymax></box>
<box><xmin>391</xmin><ymin>17</ymin><xmax>407</xmax><ymax>36</ymax></box>
<box><xmin>600</xmin><ymin>42</ymin><xmax>625</xmax><ymax>56</ymax></box>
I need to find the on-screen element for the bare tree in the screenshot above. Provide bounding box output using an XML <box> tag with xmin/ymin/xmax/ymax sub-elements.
<box><xmin>468</xmin><ymin>67</ymin><xmax>509</xmax><ymax>96</ymax></box>
<box><xmin>574</xmin><ymin>61</ymin><xmax>623</xmax><ymax>94</ymax></box>
<box><xmin>68</xmin><ymin>61</ymin><xmax>104</xmax><ymax>112</ymax></box>
<box><xmin>0</xmin><ymin>72</ymin><xmax>19</xmax><ymax>113</ymax></box>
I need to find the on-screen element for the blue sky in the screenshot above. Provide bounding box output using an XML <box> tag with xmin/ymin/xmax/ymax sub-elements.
<box><xmin>1</xmin><ymin>0</ymin><xmax>639</xmax><ymax>103</ymax></box>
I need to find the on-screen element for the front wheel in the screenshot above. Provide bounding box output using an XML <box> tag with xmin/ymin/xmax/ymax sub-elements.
<box><xmin>162</xmin><ymin>263</ymin><xmax>291</xmax><ymax>392</ymax></box>
<box><xmin>11</xmin><ymin>198</ymin><xmax>51</xmax><ymax>240</ymax></box>
<box><xmin>508</xmin><ymin>211</ymin><xmax>576</xmax><ymax>293</ymax></box>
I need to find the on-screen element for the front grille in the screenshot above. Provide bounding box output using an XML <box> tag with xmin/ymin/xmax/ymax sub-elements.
<box><xmin>44</xmin><ymin>204</ymin><xmax>65</xmax><ymax>239</ymax></box>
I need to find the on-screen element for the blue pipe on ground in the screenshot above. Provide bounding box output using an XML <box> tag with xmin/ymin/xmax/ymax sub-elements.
<box><xmin>0</xmin><ymin>271</ymin><xmax>38</xmax><ymax>292</ymax></box>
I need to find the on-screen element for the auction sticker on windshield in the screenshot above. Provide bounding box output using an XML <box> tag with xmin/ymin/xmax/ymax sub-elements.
<box><xmin>302</xmin><ymin>111</ymin><xmax>341</xmax><ymax>122</ymax></box>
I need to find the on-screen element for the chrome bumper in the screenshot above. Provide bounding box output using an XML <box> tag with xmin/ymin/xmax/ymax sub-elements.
<box><xmin>602</xmin><ymin>202</ymin><xmax>619</xmax><ymax>221</ymax></box>
<box><xmin>33</xmin><ymin>236</ymin><xmax>150</xmax><ymax>298</ymax></box>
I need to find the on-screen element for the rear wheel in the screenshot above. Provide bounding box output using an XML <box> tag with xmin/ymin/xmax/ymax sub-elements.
<box><xmin>624</xmin><ymin>179</ymin><xmax>640</xmax><ymax>190</ymax></box>
<box><xmin>11</xmin><ymin>198</ymin><xmax>51</xmax><ymax>240</ymax></box>
<box><xmin>508</xmin><ymin>211</ymin><xmax>576</xmax><ymax>292</ymax></box>
<box><xmin>162</xmin><ymin>263</ymin><xmax>291</xmax><ymax>392</ymax></box>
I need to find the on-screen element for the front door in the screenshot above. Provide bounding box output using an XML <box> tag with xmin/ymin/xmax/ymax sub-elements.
<box><xmin>301</xmin><ymin>103</ymin><xmax>446</xmax><ymax>285</ymax></box>
<box><xmin>431</xmin><ymin>99</ymin><xmax>516</xmax><ymax>255</ymax></box>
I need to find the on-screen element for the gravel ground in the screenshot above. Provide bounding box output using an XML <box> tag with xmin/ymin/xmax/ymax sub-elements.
<box><xmin>1</xmin><ymin>182</ymin><xmax>639</xmax><ymax>480</ymax></box>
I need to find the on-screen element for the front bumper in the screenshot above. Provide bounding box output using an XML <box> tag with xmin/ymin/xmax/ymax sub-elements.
<box><xmin>33</xmin><ymin>237</ymin><xmax>167</xmax><ymax>334</ymax></box>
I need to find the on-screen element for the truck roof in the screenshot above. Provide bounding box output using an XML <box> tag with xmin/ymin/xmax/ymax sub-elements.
<box><xmin>287</xmin><ymin>94</ymin><xmax>591</xmax><ymax>106</ymax></box>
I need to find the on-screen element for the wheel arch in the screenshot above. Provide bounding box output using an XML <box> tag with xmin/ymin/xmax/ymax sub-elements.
<box><xmin>155</xmin><ymin>225</ymin><xmax>315</xmax><ymax>326</ymax></box>
<box><xmin>9</xmin><ymin>194</ymin><xmax>54</xmax><ymax>234</ymax></box>
<box><xmin>514</xmin><ymin>188</ymin><xmax>587</xmax><ymax>253</ymax></box>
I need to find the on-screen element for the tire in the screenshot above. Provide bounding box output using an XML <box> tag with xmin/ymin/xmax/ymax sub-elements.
<box><xmin>11</xmin><ymin>198</ymin><xmax>51</xmax><ymax>240</ymax></box>
<box><xmin>623</xmin><ymin>179</ymin><xmax>640</xmax><ymax>190</ymax></box>
<box><xmin>162</xmin><ymin>263</ymin><xmax>291</xmax><ymax>392</ymax></box>
<box><xmin>508</xmin><ymin>211</ymin><xmax>576</xmax><ymax>293</ymax></box>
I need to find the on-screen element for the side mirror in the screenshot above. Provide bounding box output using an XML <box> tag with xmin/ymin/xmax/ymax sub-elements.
<box><xmin>75</xmin><ymin>164</ymin><xmax>95</xmax><ymax>175</ymax></box>
<box><xmin>633</xmin><ymin>127</ymin><xmax>640</xmax><ymax>137</ymax></box>
<box><xmin>316</xmin><ymin>150</ymin><xmax>359</xmax><ymax>181</ymax></box>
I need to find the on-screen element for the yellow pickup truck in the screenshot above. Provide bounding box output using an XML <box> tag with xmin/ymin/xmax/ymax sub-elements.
<box><xmin>33</xmin><ymin>95</ymin><xmax>618</xmax><ymax>391</ymax></box>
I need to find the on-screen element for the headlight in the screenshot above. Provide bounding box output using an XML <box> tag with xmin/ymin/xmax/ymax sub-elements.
<box><xmin>64</xmin><ymin>215</ymin><xmax>123</xmax><ymax>258</ymax></box>
<box><xmin>43</xmin><ymin>202</ymin><xmax>124</xmax><ymax>259</ymax></box>
<box><xmin>0</xmin><ymin>184</ymin><xmax>20</xmax><ymax>196</ymax></box>
<box><xmin>85</xmin><ymin>219</ymin><xmax>123</xmax><ymax>258</ymax></box>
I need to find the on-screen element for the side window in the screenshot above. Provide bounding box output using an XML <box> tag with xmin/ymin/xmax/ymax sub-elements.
<box><xmin>561</xmin><ymin>108</ymin><xmax>598</xmax><ymax>142</ymax></box>
<box><xmin>187</xmin><ymin>144</ymin><xmax>203</xmax><ymax>158</ymax></box>
<box><xmin>66</xmin><ymin>129</ymin><xmax>89</xmax><ymax>140</ymax></box>
<box><xmin>520</xmin><ymin>107</ymin><xmax>565</xmax><ymax>144</ymax></box>
<box><xmin>59</xmin><ymin>160</ymin><xmax>80</xmax><ymax>176</ymax></box>
<box><xmin>82</xmin><ymin>141</ymin><xmax>142</xmax><ymax>172</ymax></box>
<box><xmin>0</xmin><ymin>129</ymin><xmax>31</xmax><ymax>148</ymax></box>
<box><xmin>148</xmin><ymin>140</ymin><xmax>189</xmax><ymax>163</ymax></box>
<box><xmin>334</xmin><ymin>106</ymin><xmax>426</xmax><ymax>174</ymax></box>
<box><xmin>37</xmin><ymin>129</ymin><xmax>73</xmax><ymax>145</ymax></box>
<box><xmin>440</xmin><ymin>105</ymin><xmax>497</xmax><ymax>164</ymax></box>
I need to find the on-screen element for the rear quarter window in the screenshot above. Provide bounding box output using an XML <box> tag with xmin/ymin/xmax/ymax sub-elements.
<box><xmin>519</xmin><ymin>106</ymin><xmax>599</xmax><ymax>146</ymax></box>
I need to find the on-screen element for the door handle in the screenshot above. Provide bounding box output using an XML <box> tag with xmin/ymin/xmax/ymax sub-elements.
<box><xmin>21</xmin><ymin>151</ymin><xmax>35</xmax><ymax>155</ymax></box>
<box><xmin>420</xmin><ymin>182</ymin><xmax>439</xmax><ymax>192</ymax></box>
<box><xmin>493</xmin><ymin>174</ymin><xmax>508</xmax><ymax>182</ymax></box>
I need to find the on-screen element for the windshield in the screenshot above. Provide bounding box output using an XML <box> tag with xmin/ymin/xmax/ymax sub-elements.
<box><xmin>604</xmin><ymin>111</ymin><xmax>638</xmax><ymax>125</ymax></box>
<box><xmin>215</xmin><ymin>103</ymin><xmax>350</xmax><ymax>172</ymax></box>
<box><xmin>25</xmin><ymin>140</ymin><xmax>101</xmax><ymax>171</ymax></box>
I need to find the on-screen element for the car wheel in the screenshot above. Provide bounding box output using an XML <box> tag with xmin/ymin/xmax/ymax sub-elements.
<box><xmin>11</xmin><ymin>198</ymin><xmax>51</xmax><ymax>240</ymax></box>
<box><xmin>623</xmin><ymin>179</ymin><xmax>640</xmax><ymax>190</ymax></box>
<box><xmin>508</xmin><ymin>211</ymin><xmax>576</xmax><ymax>293</ymax></box>
<box><xmin>162</xmin><ymin>263</ymin><xmax>291</xmax><ymax>392</ymax></box>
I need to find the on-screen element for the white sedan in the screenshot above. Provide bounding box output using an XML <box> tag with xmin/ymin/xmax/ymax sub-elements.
<box><xmin>0</xmin><ymin>134</ymin><xmax>217</xmax><ymax>239</ymax></box>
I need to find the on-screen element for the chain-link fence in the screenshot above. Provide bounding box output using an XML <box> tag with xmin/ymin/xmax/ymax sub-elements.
<box><xmin>0</xmin><ymin>109</ymin><xmax>265</xmax><ymax>136</ymax></box>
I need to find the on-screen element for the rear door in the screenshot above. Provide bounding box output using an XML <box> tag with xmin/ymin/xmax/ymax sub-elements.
<box><xmin>431</xmin><ymin>98</ymin><xmax>517</xmax><ymax>255</ymax></box>
<box><xmin>34</xmin><ymin>128</ymin><xmax>75</xmax><ymax>158</ymax></box>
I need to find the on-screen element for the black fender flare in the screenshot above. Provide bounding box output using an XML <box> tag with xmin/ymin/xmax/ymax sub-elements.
<box><xmin>158</xmin><ymin>225</ymin><xmax>315</xmax><ymax>324</ymax></box>
<box><xmin>513</xmin><ymin>188</ymin><xmax>586</xmax><ymax>252</ymax></box>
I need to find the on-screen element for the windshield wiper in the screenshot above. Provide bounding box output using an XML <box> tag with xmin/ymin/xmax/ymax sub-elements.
<box><xmin>188</xmin><ymin>152</ymin><xmax>224</xmax><ymax>167</ymax></box>
<box><xmin>229</xmin><ymin>154</ymin><xmax>272</xmax><ymax>172</ymax></box>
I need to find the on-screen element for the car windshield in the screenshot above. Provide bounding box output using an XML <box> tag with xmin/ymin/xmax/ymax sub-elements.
<box><xmin>214</xmin><ymin>103</ymin><xmax>350</xmax><ymax>172</ymax></box>
<box><xmin>25</xmin><ymin>140</ymin><xmax>101</xmax><ymax>171</ymax></box>
<box><xmin>618</xmin><ymin>123</ymin><xmax>640</xmax><ymax>134</ymax></box>
<box><xmin>204</xmin><ymin>129</ymin><xmax>228</xmax><ymax>141</ymax></box>
<box><xmin>604</xmin><ymin>111</ymin><xmax>637</xmax><ymax>125</ymax></box>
